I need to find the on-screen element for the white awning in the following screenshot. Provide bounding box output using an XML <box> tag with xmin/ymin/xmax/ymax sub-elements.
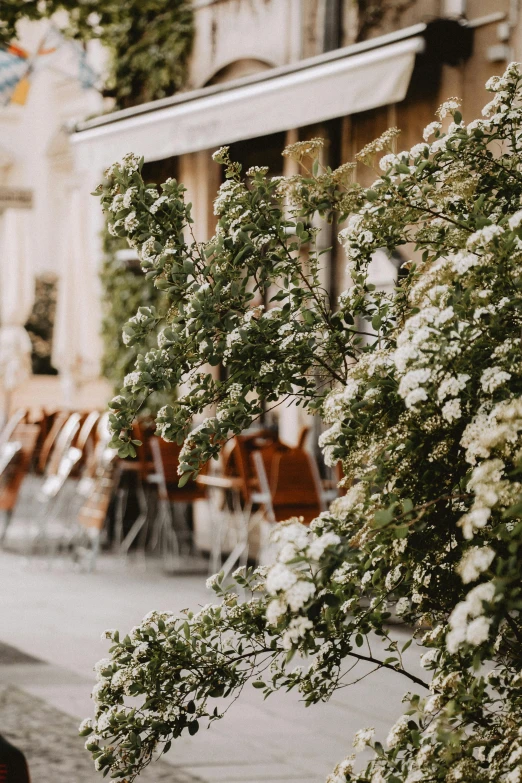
<box><xmin>71</xmin><ymin>28</ymin><xmax>425</xmax><ymax>170</ymax></box>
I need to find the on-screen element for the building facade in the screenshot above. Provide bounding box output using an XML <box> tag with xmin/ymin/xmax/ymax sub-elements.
<box><xmin>1</xmin><ymin>0</ymin><xmax>518</xmax><ymax>422</ymax></box>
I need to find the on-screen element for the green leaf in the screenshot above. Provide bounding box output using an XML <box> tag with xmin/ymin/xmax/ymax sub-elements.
<box><xmin>374</xmin><ymin>507</ymin><xmax>395</xmax><ymax>528</ymax></box>
<box><xmin>503</xmin><ymin>501</ymin><xmax>522</xmax><ymax>518</ymax></box>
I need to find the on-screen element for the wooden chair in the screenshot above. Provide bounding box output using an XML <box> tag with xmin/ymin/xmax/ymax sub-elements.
<box><xmin>197</xmin><ymin>431</ymin><xmax>286</xmax><ymax>574</ymax></box>
<box><xmin>252</xmin><ymin>445</ymin><xmax>325</xmax><ymax>525</ymax></box>
<box><xmin>0</xmin><ymin>423</ymin><xmax>40</xmax><ymax>545</ymax></box>
<box><xmin>0</xmin><ymin>409</ymin><xmax>27</xmax><ymax>447</ymax></box>
<box><xmin>28</xmin><ymin>413</ymin><xmax>82</xmax><ymax>557</ymax></box>
<box><xmin>148</xmin><ymin>437</ymin><xmax>207</xmax><ymax>567</ymax></box>
<box><xmin>222</xmin><ymin>429</ymin><xmax>284</xmax><ymax>505</ymax></box>
<box><xmin>36</xmin><ymin>410</ymin><xmax>69</xmax><ymax>475</ymax></box>
<box><xmin>73</xmin><ymin>419</ymin><xmax>116</xmax><ymax>570</ymax></box>
<box><xmin>70</xmin><ymin>411</ymin><xmax>100</xmax><ymax>477</ymax></box>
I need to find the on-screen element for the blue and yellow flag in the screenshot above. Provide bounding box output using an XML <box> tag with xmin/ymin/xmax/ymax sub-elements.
<box><xmin>0</xmin><ymin>44</ymin><xmax>30</xmax><ymax>105</ymax></box>
<box><xmin>0</xmin><ymin>25</ymin><xmax>99</xmax><ymax>107</ymax></box>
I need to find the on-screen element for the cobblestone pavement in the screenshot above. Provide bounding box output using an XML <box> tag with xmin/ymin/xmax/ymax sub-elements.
<box><xmin>0</xmin><ymin>676</ymin><xmax>201</xmax><ymax>783</ymax></box>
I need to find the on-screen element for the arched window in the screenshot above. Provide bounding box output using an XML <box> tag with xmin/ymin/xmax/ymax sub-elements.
<box><xmin>204</xmin><ymin>58</ymin><xmax>274</xmax><ymax>87</ymax></box>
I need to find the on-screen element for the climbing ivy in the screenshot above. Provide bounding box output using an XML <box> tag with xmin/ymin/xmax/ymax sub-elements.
<box><xmin>100</xmin><ymin>221</ymin><xmax>172</xmax><ymax>412</ymax></box>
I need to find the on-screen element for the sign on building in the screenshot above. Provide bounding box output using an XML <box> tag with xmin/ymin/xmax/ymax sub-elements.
<box><xmin>0</xmin><ymin>187</ymin><xmax>33</xmax><ymax>210</ymax></box>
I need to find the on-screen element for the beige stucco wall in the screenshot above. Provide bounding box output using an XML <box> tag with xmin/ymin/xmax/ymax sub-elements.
<box><xmin>189</xmin><ymin>0</ymin><xmax>303</xmax><ymax>88</ymax></box>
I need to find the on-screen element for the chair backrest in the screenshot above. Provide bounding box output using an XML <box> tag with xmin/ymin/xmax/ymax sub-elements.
<box><xmin>0</xmin><ymin>409</ymin><xmax>27</xmax><ymax>447</ymax></box>
<box><xmin>225</xmin><ymin>430</ymin><xmax>284</xmax><ymax>502</ymax></box>
<box><xmin>45</xmin><ymin>413</ymin><xmax>82</xmax><ymax>478</ymax></box>
<box><xmin>75</xmin><ymin>411</ymin><xmax>100</xmax><ymax>454</ymax></box>
<box><xmin>0</xmin><ymin>423</ymin><xmax>40</xmax><ymax>512</ymax></box>
<box><xmin>77</xmin><ymin>456</ymin><xmax>116</xmax><ymax>532</ymax></box>
<box><xmin>253</xmin><ymin>445</ymin><xmax>324</xmax><ymax>525</ymax></box>
<box><xmin>71</xmin><ymin>411</ymin><xmax>100</xmax><ymax>475</ymax></box>
<box><xmin>37</xmin><ymin>410</ymin><xmax>69</xmax><ymax>474</ymax></box>
<box><xmin>149</xmin><ymin>437</ymin><xmax>207</xmax><ymax>503</ymax></box>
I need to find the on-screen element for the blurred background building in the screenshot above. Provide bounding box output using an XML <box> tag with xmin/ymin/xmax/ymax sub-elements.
<box><xmin>0</xmin><ymin>0</ymin><xmax>516</xmax><ymax>438</ymax></box>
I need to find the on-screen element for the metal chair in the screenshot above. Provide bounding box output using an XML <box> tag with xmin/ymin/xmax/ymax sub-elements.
<box><xmin>29</xmin><ymin>413</ymin><xmax>82</xmax><ymax>557</ymax></box>
<box><xmin>148</xmin><ymin>437</ymin><xmax>207</xmax><ymax>570</ymax></box>
<box><xmin>200</xmin><ymin>432</ymin><xmax>287</xmax><ymax>575</ymax></box>
<box><xmin>72</xmin><ymin>416</ymin><xmax>116</xmax><ymax>570</ymax></box>
<box><xmin>0</xmin><ymin>408</ymin><xmax>27</xmax><ymax>447</ymax></box>
<box><xmin>71</xmin><ymin>411</ymin><xmax>100</xmax><ymax>477</ymax></box>
<box><xmin>36</xmin><ymin>410</ymin><xmax>69</xmax><ymax>475</ymax></box>
<box><xmin>0</xmin><ymin>423</ymin><xmax>40</xmax><ymax>545</ymax></box>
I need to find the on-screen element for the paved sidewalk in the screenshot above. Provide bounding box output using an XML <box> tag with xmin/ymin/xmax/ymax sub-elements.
<box><xmin>0</xmin><ymin>549</ymin><xmax>425</xmax><ymax>782</ymax></box>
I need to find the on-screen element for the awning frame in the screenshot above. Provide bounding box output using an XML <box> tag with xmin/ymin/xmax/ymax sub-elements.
<box><xmin>74</xmin><ymin>23</ymin><xmax>427</xmax><ymax>135</ymax></box>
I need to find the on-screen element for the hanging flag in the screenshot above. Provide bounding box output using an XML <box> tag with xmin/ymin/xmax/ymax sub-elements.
<box><xmin>34</xmin><ymin>25</ymin><xmax>99</xmax><ymax>90</ymax></box>
<box><xmin>0</xmin><ymin>44</ymin><xmax>30</xmax><ymax>106</ymax></box>
<box><xmin>0</xmin><ymin>25</ymin><xmax>99</xmax><ymax>109</ymax></box>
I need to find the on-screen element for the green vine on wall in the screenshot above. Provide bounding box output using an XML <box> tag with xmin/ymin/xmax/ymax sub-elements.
<box><xmin>100</xmin><ymin>222</ymin><xmax>172</xmax><ymax>411</ymax></box>
<box><xmin>356</xmin><ymin>0</ymin><xmax>418</xmax><ymax>41</ymax></box>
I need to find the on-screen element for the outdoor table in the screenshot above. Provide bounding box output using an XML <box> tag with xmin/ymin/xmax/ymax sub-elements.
<box><xmin>196</xmin><ymin>473</ymin><xmax>250</xmax><ymax>575</ymax></box>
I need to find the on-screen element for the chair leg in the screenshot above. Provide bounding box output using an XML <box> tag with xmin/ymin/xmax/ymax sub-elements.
<box><xmin>88</xmin><ymin>532</ymin><xmax>100</xmax><ymax>572</ymax></box>
<box><xmin>0</xmin><ymin>509</ymin><xmax>13</xmax><ymax>546</ymax></box>
<box><xmin>119</xmin><ymin>478</ymin><xmax>149</xmax><ymax>558</ymax></box>
<box><xmin>160</xmin><ymin>500</ymin><xmax>180</xmax><ymax>572</ymax></box>
<box><xmin>114</xmin><ymin>487</ymin><xmax>128</xmax><ymax>551</ymax></box>
<box><xmin>209</xmin><ymin>488</ymin><xmax>226</xmax><ymax>575</ymax></box>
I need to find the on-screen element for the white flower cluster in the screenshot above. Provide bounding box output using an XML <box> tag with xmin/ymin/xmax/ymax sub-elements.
<box><xmin>326</xmin><ymin>755</ymin><xmax>355</xmax><ymax>783</ymax></box>
<box><xmin>456</xmin><ymin>546</ymin><xmax>495</xmax><ymax>584</ymax></box>
<box><xmin>281</xmin><ymin>616</ymin><xmax>314</xmax><ymax>649</ymax></box>
<box><xmin>264</xmin><ymin>521</ymin><xmax>339</xmax><ymax>638</ymax></box>
<box><xmin>446</xmin><ymin>582</ymin><xmax>495</xmax><ymax>652</ymax></box>
<box><xmin>458</xmin><ymin>458</ymin><xmax>505</xmax><ymax>539</ymax></box>
<box><xmin>386</xmin><ymin>714</ymin><xmax>410</xmax><ymax>749</ymax></box>
<box><xmin>353</xmin><ymin>727</ymin><xmax>375</xmax><ymax>752</ymax></box>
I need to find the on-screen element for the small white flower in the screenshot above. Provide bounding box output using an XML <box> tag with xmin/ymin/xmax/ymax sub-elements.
<box><xmin>423</xmin><ymin>121</ymin><xmax>442</xmax><ymax>141</ymax></box>
<box><xmin>281</xmin><ymin>616</ymin><xmax>313</xmax><ymax>649</ymax></box>
<box><xmin>442</xmin><ymin>398</ymin><xmax>462</xmax><ymax>423</ymax></box>
<box><xmin>466</xmin><ymin>615</ymin><xmax>492</xmax><ymax>646</ymax></box>
<box><xmin>206</xmin><ymin>573</ymin><xmax>220</xmax><ymax>590</ymax></box>
<box><xmin>456</xmin><ymin>546</ymin><xmax>495</xmax><ymax>584</ymax></box>
<box><xmin>420</xmin><ymin>649</ymin><xmax>438</xmax><ymax>669</ymax></box>
<box><xmin>78</xmin><ymin>718</ymin><xmax>93</xmax><ymax>733</ymax></box>
<box><xmin>509</xmin><ymin>210</ymin><xmax>522</xmax><ymax>230</ymax></box>
<box><xmin>266</xmin><ymin>598</ymin><xmax>286</xmax><ymax>625</ymax></box>
<box><xmin>437</xmin><ymin>97</ymin><xmax>460</xmax><ymax>119</ymax></box>
<box><xmin>266</xmin><ymin>562</ymin><xmax>298</xmax><ymax>594</ymax></box>
<box><xmin>353</xmin><ymin>727</ymin><xmax>375</xmax><ymax>752</ymax></box>
<box><xmin>480</xmin><ymin>366</ymin><xmax>511</xmax><ymax>393</ymax></box>
<box><xmin>285</xmin><ymin>580</ymin><xmax>316</xmax><ymax>611</ymax></box>
<box><xmin>395</xmin><ymin>597</ymin><xmax>410</xmax><ymax>616</ymax></box>
<box><xmin>386</xmin><ymin>714</ymin><xmax>410</xmax><ymax>748</ymax></box>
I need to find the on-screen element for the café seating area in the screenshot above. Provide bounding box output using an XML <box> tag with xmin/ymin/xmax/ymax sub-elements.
<box><xmin>0</xmin><ymin>409</ymin><xmax>340</xmax><ymax>573</ymax></box>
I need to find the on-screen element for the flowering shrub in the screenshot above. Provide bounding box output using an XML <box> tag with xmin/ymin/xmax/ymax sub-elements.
<box><xmin>84</xmin><ymin>65</ymin><xmax>522</xmax><ymax>782</ymax></box>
